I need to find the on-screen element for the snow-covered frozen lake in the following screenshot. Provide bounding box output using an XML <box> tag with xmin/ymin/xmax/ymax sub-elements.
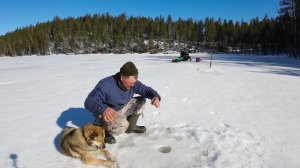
<box><xmin>1</xmin><ymin>53</ymin><xmax>300</xmax><ymax>168</ymax></box>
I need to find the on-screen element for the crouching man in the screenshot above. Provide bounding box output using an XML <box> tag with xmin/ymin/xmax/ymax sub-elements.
<box><xmin>84</xmin><ymin>61</ymin><xmax>161</xmax><ymax>144</ymax></box>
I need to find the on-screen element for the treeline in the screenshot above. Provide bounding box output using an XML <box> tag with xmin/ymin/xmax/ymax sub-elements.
<box><xmin>0</xmin><ymin>0</ymin><xmax>299</xmax><ymax>57</ymax></box>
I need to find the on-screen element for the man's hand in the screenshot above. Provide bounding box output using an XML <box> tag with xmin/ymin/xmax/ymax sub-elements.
<box><xmin>102</xmin><ymin>107</ymin><xmax>117</xmax><ymax>123</ymax></box>
<box><xmin>151</xmin><ymin>97</ymin><xmax>160</xmax><ymax>108</ymax></box>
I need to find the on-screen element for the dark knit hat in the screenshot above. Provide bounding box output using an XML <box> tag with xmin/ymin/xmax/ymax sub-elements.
<box><xmin>120</xmin><ymin>61</ymin><xmax>138</xmax><ymax>76</ymax></box>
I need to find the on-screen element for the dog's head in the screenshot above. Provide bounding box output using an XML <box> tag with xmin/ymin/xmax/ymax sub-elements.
<box><xmin>82</xmin><ymin>123</ymin><xmax>106</xmax><ymax>149</ymax></box>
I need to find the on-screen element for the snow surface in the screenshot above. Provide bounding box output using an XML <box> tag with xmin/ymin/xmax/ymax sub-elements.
<box><xmin>1</xmin><ymin>53</ymin><xmax>300</xmax><ymax>168</ymax></box>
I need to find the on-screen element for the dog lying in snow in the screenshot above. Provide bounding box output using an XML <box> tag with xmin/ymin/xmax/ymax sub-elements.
<box><xmin>59</xmin><ymin>123</ymin><xmax>116</xmax><ymax>167</ymax></box>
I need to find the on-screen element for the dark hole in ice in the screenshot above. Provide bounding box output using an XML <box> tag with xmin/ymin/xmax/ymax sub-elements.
<box><xmin>159</xmin><ymin>146</ymin><xmax>171</xmax><ymax>153</ymax></box>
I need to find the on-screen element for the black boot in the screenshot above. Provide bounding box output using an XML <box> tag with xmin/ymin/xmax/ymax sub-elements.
<box><xmin>104</xmin><ymin>130</ymin><xmax>116</xmax><ymax>144</ymax></box>
<box><xmin>125</xmin><ymin>114</ymin><xmax>146</xmax><ymax>133</ymax></box>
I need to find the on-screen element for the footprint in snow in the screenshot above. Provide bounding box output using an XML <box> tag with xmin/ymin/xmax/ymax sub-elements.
<box><xmin>152</xmin><ymin>111</ymin><xmax>160</xmax><ymax>116</ymax></box>
<box><xmin>210</xmin><ymin>111</ymin><xmax>218</xmax><ymax>115</ymax></box>
<box><xmin>181</xmin><ymin>97</ymin><xmax>188</xmax><ymax>102</ymax></box>
<box><xmin>174</xmin><ymin>123</ymin><xmax>189</xmax><ymax>128</ymax></box>
<box><xmin>218</xmin><ymin>122</ymin><xmax>230</xmax><ymax>128</ymax></box>
<box><xmin>117</xmin><ymin>136</ymin><xmax>135</xmax><ymax>148</ymax></box>
<box><xmin>0</xmin><ymin>81</ymin><xmax>13</xmax><ymax>85</ymax></box>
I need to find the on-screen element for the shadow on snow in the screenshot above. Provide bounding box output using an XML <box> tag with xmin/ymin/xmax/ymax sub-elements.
<box><xmin>53</xmin><ymin>107</ymin><xmax>94</xmax><ymax>152</ymax></box>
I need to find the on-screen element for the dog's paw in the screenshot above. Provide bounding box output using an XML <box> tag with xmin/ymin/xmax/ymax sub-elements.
<box><xmin>106</xmin><ymin>161</ymin><xmax>117</xmax><ymax>168</ymax></box>
<box><xmin>108</xmin><ymin>156</ymin><xmax>117</xmax><ymax>162</ymax></box>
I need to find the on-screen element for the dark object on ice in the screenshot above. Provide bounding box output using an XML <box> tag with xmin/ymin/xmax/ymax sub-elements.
<box><xmin>159</xmin><ymin>146</ymin><xmax>172</xmax><ymax>153</ymax></box>
<box><xmin>172</xmin><ymin>49</ymin><xmax>191</xmax><ymax>62</ymax></box>
<box><xmin>195</xmin><ymin>57</ymin><xmax>202</xmax><ymax>62</ymax></box>
<box><xmin>180</xmin><ymin>49</ymin><xmax>190</xmax><ymax>60</ymax></box>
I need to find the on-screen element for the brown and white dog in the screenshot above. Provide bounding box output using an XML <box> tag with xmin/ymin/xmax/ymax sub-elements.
<box><xmin>59</xmin><ymin>123</ymin><xmax>116</xmax><ymax>167</ymax></box>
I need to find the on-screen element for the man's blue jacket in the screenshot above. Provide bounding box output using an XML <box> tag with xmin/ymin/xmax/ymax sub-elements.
<box><xmin>84</xmin><ymin>73</ymin><xmax>161</xmax><ymax>116</ymax></box>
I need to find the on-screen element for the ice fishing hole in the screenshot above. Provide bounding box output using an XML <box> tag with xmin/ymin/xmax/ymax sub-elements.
<box><xmin>159</xmin><ymin>146</ymin><xmax>172</xmax><ymax>153</ymax></box>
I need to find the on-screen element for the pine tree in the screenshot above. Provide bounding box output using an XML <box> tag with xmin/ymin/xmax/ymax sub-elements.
<box><xmin>222</xmin><ymin>20</ymin><xmax>228</xmax><ymax>46</ymax></box>
<box><xmin>215</xmin><ymin>18</ymin><xmax>223</xmax><ymax>43</ymax></box>
<box><xmin>240</xmin><ymin>20</ymin><xmax>250</xmax><ymax>52</ymax></box>
<box><xmin>167</xmin><ymin>15</ymin><xmax>173</xmax><ymax>47</ymax></box>
<box><xmin>249</xmin><ymin>17</ymin><xmax>261</xmax><ymax>54</ymax></box>
<box><xmin>279</xmin><ymin>0</ymin><xmax>299</xmax><ymax>57</ymax></box>
<box><xmin>0</xmin><ymin>36</ymin><xmax>7</xmax><ymax>56</ymax></box>
<box><xmin>196</xmin><ymin>20</ymin><xmax>204</xmax><ymax>43</ymax></box>
<box><xmin>226</xmin><ymin>20</ymin><xmax>235</xmax><ymax>47</ymax></box>
<box><xmin>204</xmin><ymin>17</ymin><xmax>217</xmax><ymax>45</ymax></box>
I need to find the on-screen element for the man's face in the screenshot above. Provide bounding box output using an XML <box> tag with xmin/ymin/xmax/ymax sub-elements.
<box><xmin>120</xmin><ymin>75</ymin><xmax>137</xmax><ymax>90</ymax></box>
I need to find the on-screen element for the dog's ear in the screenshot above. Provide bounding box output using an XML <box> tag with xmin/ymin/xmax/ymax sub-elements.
<box><xmin>90</xmin><ymin>132</ymin><xmax>98</xmax><ymax>139</ymax></box>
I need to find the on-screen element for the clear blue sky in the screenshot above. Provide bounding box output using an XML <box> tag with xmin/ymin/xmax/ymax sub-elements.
<box><xmin>0</xmin><ymin>0</ymin><xmax>281</xmax><ymax>35</ymax></box>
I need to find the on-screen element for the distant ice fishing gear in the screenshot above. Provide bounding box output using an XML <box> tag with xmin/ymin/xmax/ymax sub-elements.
<box><xmin>171</xmin><ymin>49</ymin><xmax>202</xmax><ymax>63</ymax></box>
<box><xmin>172</xmin><ymin>49</ymin><xmax>191</xmax><ymax>62</ymax></box>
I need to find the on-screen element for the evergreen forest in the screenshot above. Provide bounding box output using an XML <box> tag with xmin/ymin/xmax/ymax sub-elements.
<box><xmin>0</xmin><ymin>0</ymin><xmax>299</xmax><ymax>58</ymax></box>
